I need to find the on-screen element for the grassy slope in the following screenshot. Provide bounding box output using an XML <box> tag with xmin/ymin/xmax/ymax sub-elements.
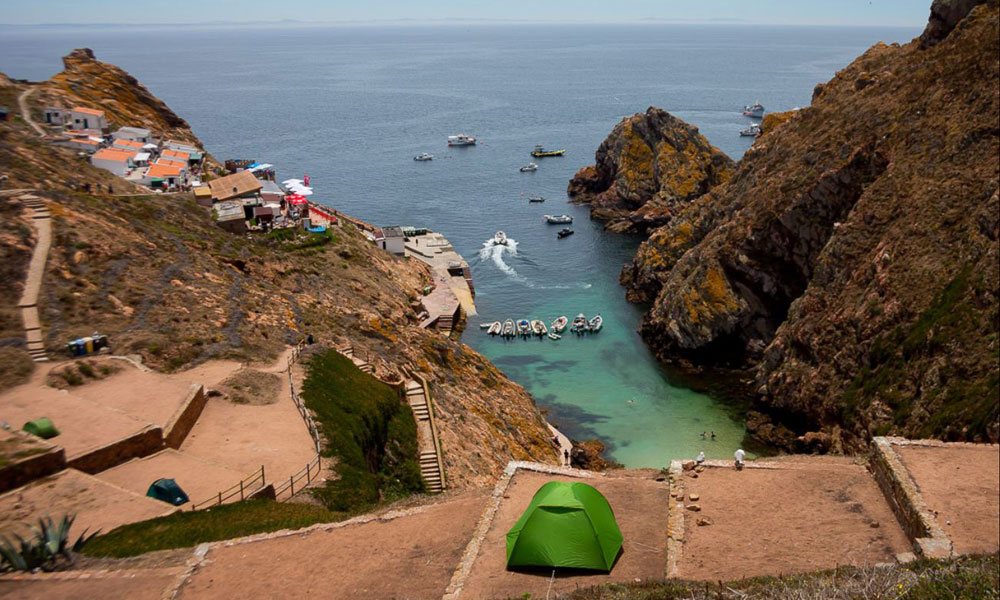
<box><xmin>303</xmin><ymin>349</ymin><xmax>423</xmax><ymax>511</ymax></box>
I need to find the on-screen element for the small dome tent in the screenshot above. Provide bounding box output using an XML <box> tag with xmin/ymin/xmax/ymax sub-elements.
<box><xmin>505</xmin><ymin>481</ymin><xmax>624</xmax><ymax>571</ymax></box>
<box><xmin>146</xmin><ymin>478</ymin><xmax>189</xmax><ymax>506</ymax></box>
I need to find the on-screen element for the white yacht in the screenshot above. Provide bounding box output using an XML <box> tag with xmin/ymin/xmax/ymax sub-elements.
<box><xmin>544</xmin><ymin>214</ymin><xmax>573</xmax><ymax>224</ymax></box>
<box><xmin>742</xmin><ymin>101</ymin><xmax>765</xmax><ymax>118</ymax></box>
<box><xmin>413</xmin><ymin>152</ymin><xmax>433</xmax><ymax>161</ymax></box>
<box><xmin>447</xmin><ymin>134</ymin><xmax>477</xmax><ymax>146</ymax></box>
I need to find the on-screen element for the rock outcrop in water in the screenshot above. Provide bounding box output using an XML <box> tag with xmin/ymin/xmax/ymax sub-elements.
<box><xmin>567</xmin><ymin>107</ymin><xmax>734</xmax><ymax>234</ymax></box>
<box><xmin>613</xmin><ymin>1</ymin><xmax>999</xmax><ymax>450</ymax></box>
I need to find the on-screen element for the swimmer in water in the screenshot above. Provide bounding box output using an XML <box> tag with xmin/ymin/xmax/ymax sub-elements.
<box><xmin>700</xmin><ymin>431</ymin><xmax>707</xmax><ymax>439</ymax></box>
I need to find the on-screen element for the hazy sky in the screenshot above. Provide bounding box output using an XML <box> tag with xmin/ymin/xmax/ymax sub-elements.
<box><xmin>1</xmin><ymin>0</ymin><xmax>931</xmax><ymax>26</ymax></box>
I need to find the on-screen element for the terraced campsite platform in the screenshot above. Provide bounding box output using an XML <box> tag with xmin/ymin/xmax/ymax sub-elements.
<box><xmin>671</xmin><ymin>456</ymin><xmax>912</xmax><ymax>581</ymax></box>
<box><xmin>0</xmin><ymin>469</ymin><xmax>175</xmax><ymax>539</ymax></box>
<box><xmin>96</xmin><ymin>449</ymin><xmax>247</xmax><ymax>509</ymax></box>
<box><xmin>891</xmin><ymin>440</ymin><xmax>1000</xmax><ymax>555</ymax></box>
<box><xmin>447</xmin><ymin>464</ymin><xmax>671</xmax><ymax>600</ymax></box>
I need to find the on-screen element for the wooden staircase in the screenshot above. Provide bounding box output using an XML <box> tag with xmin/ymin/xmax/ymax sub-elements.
<box><xmin>436</xmin><ymin>314</ymin><xmax>454</xmax><ymax>334</ymax></box>
<box><xmin>19</xmin><ymin>195</ymin><xmax>51</xmax><ymax>363</ymax></box>
<box><xmin>406</xmin><ymin>379</ymin><xmax>445</xmax><ymax>493</ymax></box>
<box><xmin>338</xmin><ymin>344</ymin><xmax>374</xmax><ymax>374</ymax></box>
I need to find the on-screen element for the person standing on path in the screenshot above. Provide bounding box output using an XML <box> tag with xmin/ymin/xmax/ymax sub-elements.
<box><xmin>734</xmin><ymin>448</ymin><xmax>746</xmax><ymax>470</ymax></box>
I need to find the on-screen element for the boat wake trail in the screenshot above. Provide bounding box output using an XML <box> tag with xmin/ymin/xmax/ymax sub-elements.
<box><xmin>479</xmin><ymin>237</ymin><xmax>525</xmax><ymax>281</ymax></box>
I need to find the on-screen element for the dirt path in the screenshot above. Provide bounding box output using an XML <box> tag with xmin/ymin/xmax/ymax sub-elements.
<box><xmin>17</xmin><ymin>88</ymin><xmax>46</xmax><ymax>137</ymax></box>
<box><xmin>179</xmin><ymin>491</ymin><xmax>489</xmax><ymax>600</ymax></box>
<box><xmin>16</xmin><ymin>194</ymin><xmax>52</xmax><ymax>361</ymax></box>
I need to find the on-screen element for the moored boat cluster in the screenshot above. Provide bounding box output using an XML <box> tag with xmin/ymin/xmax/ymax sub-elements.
<box><xmin>481</xmin><ymin>313</ymin><xmax>602</xmax><ymax>341</ymax></box>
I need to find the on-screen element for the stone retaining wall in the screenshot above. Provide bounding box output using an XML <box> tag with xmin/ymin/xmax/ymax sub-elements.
<box><xmin>0</xmin><ymin>442</ymin><xmax>66</xmax><ymax>493</ymax></box>
<box><xmin>67</xmin><ymin>425</ymin><xmax>164</xmax><ymax>474</ymax></box>
<box><xmin>869</xmin><ymin>436</ymin><xmax>952</xmax><ymax>558</ymax></box>
<box><xmin>164</xmin><ymin>384</ymin><xmax>207</xmax><ymax>449</ymax></box>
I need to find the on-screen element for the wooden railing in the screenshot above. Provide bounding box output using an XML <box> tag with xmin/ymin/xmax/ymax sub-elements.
<box><xmin>275</xmin><ymin>454</ymin><xmax>322</xmax><ymax>501</ymax></box>
<box><xmin>190</xmin><ymin>465</ymin><xmax>267</xmax><ymax>510</ymax></box>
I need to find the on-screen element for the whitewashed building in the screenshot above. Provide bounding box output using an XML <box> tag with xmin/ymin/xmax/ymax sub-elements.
<box><xmin>112</xmin><ymin>126</ymin><xmax>152</xmax><ymax>143</ymax></box>
<box><xmin>90</xmin><ymin>148</ymin><xmax>136</xmax><ymax>177</ymax></box>
<box><xmin>70</xmin><ymin>107</ymin><xmax>108</xmax><ymax>130</ymax></box>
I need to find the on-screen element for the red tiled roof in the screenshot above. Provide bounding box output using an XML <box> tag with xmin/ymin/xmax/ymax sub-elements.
<box><xmin>146</xmin><ymin>164</ymin><xmax>182</xmax><ymax>178</ymax></box>
<box><xmin>73</xmin><ymin>107</ymin><xmax>105</xmax><ymax>117</ymax></box>
<box><xmin>92</xmin><ymin>148</ymin><xmax>134</xmax><ymax>162</ymax></box>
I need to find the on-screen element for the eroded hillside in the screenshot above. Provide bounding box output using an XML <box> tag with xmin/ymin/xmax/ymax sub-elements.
<box><xmin>616</xmin><ymin>1</ymin><xmax>999</xmax><ymax>449</ymax></box>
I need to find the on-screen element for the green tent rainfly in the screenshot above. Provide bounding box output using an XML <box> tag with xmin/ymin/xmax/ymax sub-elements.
<box><xmin>146</xmin><ymin>478</ymin><xmax>190</xmax><ymax>506</ymax></box>
<box><xmin>23</xmin><ymin>417</ymin><xmax>59</xmax><ymax>439</ymax></box>
<box><xmin>505</xmin><ymin>481</ymin><xmax>624</xmax><ymax>571</ymax></box>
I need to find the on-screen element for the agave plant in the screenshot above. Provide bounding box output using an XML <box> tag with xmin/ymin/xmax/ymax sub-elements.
<box><xmin>0</xmin><ymin>514</ymin><xmax>99</xmax><ymax>572</ymax></box>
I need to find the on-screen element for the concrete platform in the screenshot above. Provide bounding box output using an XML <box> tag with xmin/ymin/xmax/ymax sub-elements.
<box><xmin>0</xmin><ymin>469</ymin><xmax>176</xmax><ymax>538</ymax></box>
<box><xmin>672</xmin><ymin>457</ymin><xmax>912</xmax><ymax>581</ymax></box>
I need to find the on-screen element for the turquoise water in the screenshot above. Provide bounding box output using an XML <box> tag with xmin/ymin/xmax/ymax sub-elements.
<box><xmin>1</xmin><ymin>23</ymin><xmax>921</xmax><ymax>466</ymax></box>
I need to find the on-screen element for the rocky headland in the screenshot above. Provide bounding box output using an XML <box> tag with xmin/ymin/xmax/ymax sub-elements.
<box><xmin>567</xmin><ymin>107</ymin><xmax>734</xmax><ymax>234</ymax></box>
<box><xmin>585</xmin><ymin>0</ymin><xmax>999</xmax><ymax>451</ymax></box>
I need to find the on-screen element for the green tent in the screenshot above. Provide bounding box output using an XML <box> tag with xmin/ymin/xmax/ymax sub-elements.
<box><xmin>146</xmin><ymin>478</ymin><xmax>189</xmax><ymax>506</ymax></box>
<box><xmin>505</xmin><ymin>481</ymin><xmax>624</xmax><ymax>571</ymax></box>
<box><xmin>23</xmin><ymin>417</ymin><xmax>59</xmax><ymax>439</ymax></box>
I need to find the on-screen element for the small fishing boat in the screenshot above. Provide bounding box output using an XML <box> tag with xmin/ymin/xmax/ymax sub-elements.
<box><xmin>520</xmin><ymin>162</ymin><xmax>538</xmax><ymax>172</ymax></box>
<box><xmin>548</xmin><ymin>332</ymin><xmax>561</xmax><ymax>341</ymax></box>
<box><xmin>493</xmin><ymin>231</ymin><xmax>508</xmax><ymax>246</ymax></box>
<box><xmin>531</xmin><ymin>319</ymin><xmax>547</xmax><ymax>336</ymax></box>
<box><xmin>487</xmin><ymin>321</ymin><xmax>502</xmax><ymax>336</ymax></box>
<box><xmin>502</xmin><ymin>319</ymin><xmax>516</xmax><ymax>338</ymax></box>
<box><xmin>739</xmin><ymin>123</ymin><xmax>761</xmax><ymax>137</ymax></box>
<box><xmin>544</xmin><ymin>214</ymin><xmax>573</xmax><ymax>224</ymax></box>
<box><xmin>517</xmin><ymin>319</ymin><xmax>531</xmax><ymax>337</ymax></box>
<box><xmin>413</xmin><ymin>152</ymin><xmax>433</xmax><ymax>161</ymax></box>
<box><xmin>479</xmin><ymin>322</ymin><xmax>492</xmax><ymax>329</ymax></box>
<box><xmin>531</xmin><ymin>145</ymin><xmax>567</xmax><ymax>157</ymax></box>
<box><xmin>742</xmin><ymin>101</ymin><xmax>765</xmax><ymax>118</ymax></box>
<box><xmin>551</xmin><ymin>316</ymin><xmax>568</xmax><ymax>333</ymax></box>
<box><xmin>588</xmin><ymin>314</ymin><xmax>603</xmax><ymax>333</ymax></box>
<box><xmin>529</xmin><ymin>196</ymin><xmax>545</xmax><ymax>203</ymax></box>
<box><xmin>572</xmin><ymin>313</ymin><xmax>588</xmax><ymax>334</ymax></box>
<box><xmin>557</xmin><ymin>228</ymin><xmax>574</xmax><ymax>239</ymax></box>
<box><xmin>448</xmin><ymin>134</ymin><xmax>476</xmax><ymax>146</ymax></box>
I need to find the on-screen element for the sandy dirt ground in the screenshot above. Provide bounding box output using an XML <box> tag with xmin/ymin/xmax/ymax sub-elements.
<box><xmin>459</xmin><ymin>470</ymin><xmax>670</xmax><ymax>599</ymax></box>
<box><xmin>68</xmin><ymin>367</ymin><xmax>194</xmax><ymax>426</ymax></box>
<box><xmin>97</xmin><ymin>449</ymin><xmax>247</xmax><ymax>507</ymax></box>
<box><xmin>179</xmin><ymin>490</ymin><xmax>489</xmax><ymax>600</ymax></box>
<box><xmin>897</xmin><ymin>444</ymin><xmax>1000</xmax><ymax>555</ymax></box>
<box><xmin>0</xmin><ymin>568</ymin><xmax>184</xmax><ymax>600</ymax></box>
<box><xmin>676</xmin><ymin>458</ymin><xmax>911</xmax><ymax>580</ymax></box>
<box><xmin>0</xmin><ymin>469</ymin><xmax>175</xmax><ymax>538</ymax></box>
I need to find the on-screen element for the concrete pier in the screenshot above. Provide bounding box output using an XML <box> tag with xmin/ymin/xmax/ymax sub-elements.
<box><xmin>404</xmin><ymin>231</ymin><xmax>477</xmax><ymax>322</ymax></box>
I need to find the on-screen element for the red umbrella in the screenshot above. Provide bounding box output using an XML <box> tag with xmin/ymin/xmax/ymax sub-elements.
<box><xmin>286</xmin><ymin>194</ymin><xmax>307</xmax><ymax>204</ymax></box>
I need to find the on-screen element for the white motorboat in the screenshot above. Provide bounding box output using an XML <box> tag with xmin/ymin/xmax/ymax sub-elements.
<box><xmin>520</xmin><ymin>162</ymin><xmax>538</xmax><ymax>172</ymax></box>
<box><xmin>517</xmin><ymin>319</ymin><xmax>531</xmax><ymax>337</ymax></box>
<box><xmin>413</xmin><ymin>152</ymin><xmax>433</xmax><ymax>161</ymax></box>
<box><xmin>528</xmin><ymin>196</ymin><xmax>545</xmax><ymax>203</ymax></box>
<box><xmin>742</xmin><ymin>101</ymin><xmax>765</xmax><ymax>118</ymax></box>
<box><xmin>487</xmin><ymin>321</ymin><xmax>502</xmax><ymax>336</ymax></box>
<box><xmin>502</xmin><ymin>319</ymin><xmax>516</xmax><ymax>338</ymax></box>
<box><xmin>588</xmin><ymin>314</ymin><xmax>603</xmax><ymax>333</ymax></box>
<box><xmin>531</xmin><ymin>319</ymin><xmax>547</xmax><ymax>336</ymax></box>
<box><xmin>493</xmin><ymin>231</ymin><xmax>508</xmax><ymax>246</ymax></box>
<box><xmin>572</xmin><ymin>313</ymin><xmax>588</xmax><ymax>333</ymax></box>
<box><xmin>544</xmin><ymin>214</ymin><xmax>573</xmax><ymax>224</ymax></box>
<box><xmin>739</xmin><ymin>123</ymin><xmax>761</xmax><ymax>137</ymax></box>
<box><xmin>548</xmin><ymin>332</ymin><xmax>561</xmax><ymax>341</ymax></box>
<box><xmin>448</xmin><ymin>134</ymin><xmax>477</xmax><ymax>146</ymax></box>
<box><xmin>551</xmin><ymin>316</ymin><xmax>568</xmax><ymax>333</ymax></box>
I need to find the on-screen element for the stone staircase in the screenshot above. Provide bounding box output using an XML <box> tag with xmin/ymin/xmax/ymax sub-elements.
<box><xmin>18</xmin><ymin>194</ymin><xmax>52</xmax><ymax>363</ymax></box>
<box><xmin>338</xmin><ymin>344</ymin><xmax>374</xmax><ymax>374</ymax></box>
<box><xmin>405</xmin><ymin>379</ymin><xmax>445</xmax><ymax>493</ymax></box>
<box><xmin>436</xmin><ymin>314</ymin><xmax>454</xmax><ymax>334</ymax></box>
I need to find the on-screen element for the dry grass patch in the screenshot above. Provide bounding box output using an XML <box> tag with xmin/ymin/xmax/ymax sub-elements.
<box><xmin>217</xmin><ymin>368</ymin><xmax>281</xmax><ymax>405</ymax></box>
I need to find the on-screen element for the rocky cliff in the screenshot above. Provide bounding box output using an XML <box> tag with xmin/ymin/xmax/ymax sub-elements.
<box><xmin>1</xmin><ymin>50</ymin><xmax>559</xmax><ymax>488</ymax></box>
<box><xmin>567</xmin><ymin>107</ymin><xmax>734</xmax><ymax>233</ymax></box>
<box><xmin>617</xmin><ymin>1</ymin><xmax>999</xmax><ymax>450</ymax></box>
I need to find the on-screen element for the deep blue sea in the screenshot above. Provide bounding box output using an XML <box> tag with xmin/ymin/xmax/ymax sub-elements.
<box><xmin>1</xmin><ymin>23</ymin><xmax>921</xmax><ymax>466</ymax></box>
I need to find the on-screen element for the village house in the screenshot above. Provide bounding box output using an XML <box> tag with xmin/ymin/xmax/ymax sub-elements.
<box><xmin>44</xmin><ymin>106</ymin><xmax>69</xmax><ymax>126</ymax></box>
<box><xmin>60</xmin><ymin>136</ymin><xmax>101</xmax><ymax>152</ymax></box>
<box><xmin>132</xmin><ymin>151</ymin><xmax>151</xmax><ymax>167</ymax></box>
<box><xmin>375</xmin><ymin>226</ymin><xmax>406</xmax><ymax>255</ymax></box>
<box><xmin>163</xmin><ymin>140</ymin><xmax>200</xmax><ymax>154</ymax></box>
<box><xmin>207</xmin><ymin>170</ymin><xmax>263</xmax><ymax>204</ymax></box>
<box><xmin>90</xmin><ymin>147</ymin><xmax>136</xmax><ymax>177</ymax></box>
<box><xmin>259</xmin><ymin>179</ymin><xmax>284</xmax><ymax>203</ymax></box>
<box><xmin>112</xmin><ymin>138</ymin><xmax>145</xmax><ymax>152</ymax></box>
<box><xmin>112</xmin><ymin>126</ymin><xmax>152</xmax><ymax>143</ymax></box>
<box><xmin>70</xmin><ymin>107</ymin><xmax>108</xmax><ymax>131</ymax></box>
<box><xmin>143</xmin><ymin>163</ymin><xmax>185</xmax><ymax>188</ymax></box>
<box><xmin>213</xmin><ymin>201</ymin><xmax>248</xmax><ymax>233</ymax></box>
<box><xmin>160</xmin><ymin>149</ymin><xmax>191</xmax><ymax>165</ymax></box>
